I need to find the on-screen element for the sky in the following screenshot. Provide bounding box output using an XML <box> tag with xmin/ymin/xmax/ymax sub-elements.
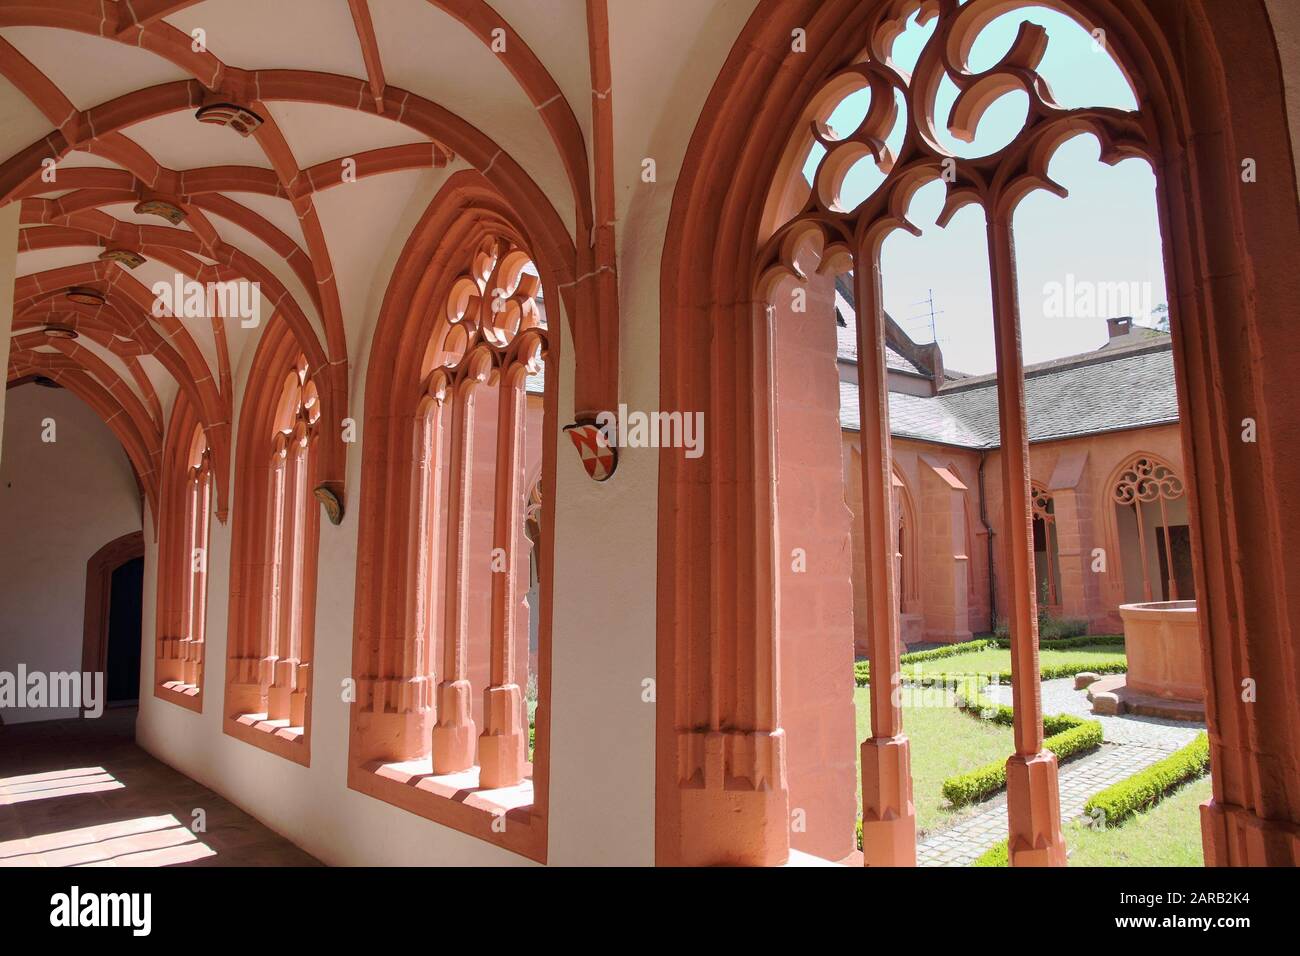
<box><xmin>802</xmin><ymin>6</ymin><xmax>1169</xmax><ymax>375</ymax></box>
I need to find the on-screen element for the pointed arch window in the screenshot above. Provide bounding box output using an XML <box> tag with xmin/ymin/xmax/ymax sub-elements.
<box><xmin>264</xmin><ymin>359</ymin><xmax>320</xmax><ymax>730</ymax></box>
<box><xmin>1031</xmin><ymin>485</ymin><xmax>1061</xmax><ymax>608</ymax></box>
<box><xmin>348</xmin><ymin>228</ymin><xmax>555</xmax><ymax>862</ymax></box>
<box><xmin>155</xmin><ymin>419</ymin><xmax>212</xmax><ymax>709</ymax></box>
<box><xmin>225</xmin><ymin>352</ymin><xmax>322</xmax><ymax>762</ymax></box>
<box><xmin>1111</xmin><ymin>455</ymin><xmax>1192</xmax><ymax>602</ymax></box>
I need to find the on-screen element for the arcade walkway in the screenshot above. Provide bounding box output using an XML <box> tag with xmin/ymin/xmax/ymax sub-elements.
<box><xmin>0</xmin><ymin>709</ymin><xmax>318</xmax><ymax>867</ymax></box>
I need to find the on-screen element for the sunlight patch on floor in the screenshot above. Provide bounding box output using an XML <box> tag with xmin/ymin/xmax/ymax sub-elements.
<box><xmin>0</xmin><ymin>812</ymin><xmax>217</xmax><ymax>867</ymax></box>
<box><xmin>0</xmin><ymin>766</ymin><xmax>125</xmax><ymax>805</ymax></box>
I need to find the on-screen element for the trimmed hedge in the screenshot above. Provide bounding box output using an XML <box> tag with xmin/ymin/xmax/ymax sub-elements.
<box><xmin>856</xmin><ymin>637</ymin><xmax>1126</xmax><ymax>687</ymax></box>
<box><xmin>853</xmin><ymin>638</ymin><xmax>997</xmax><ymax>687</ymax></box>
<box><xmin>941</xmin><ymin>713</ymin><xmax>1104</xmax><ymax>807</ymax></box>
<box><xmin>967</xmin><ymin>731</ymin><xmax>1210</xmax><ymax>865</ymax></box>
<box><xmin>993</xmin><ymin>633</ymin><xmax>1125</xmax><ymax>651</ymax></box>
<box><xmin>973</xmin><ymin>840</ymin><xmax>1009</xmax><ymax>867</ymax></box>
<box><xmin>906</xmin><ymin>658</ymin><xmax>1127</xmax><ymax>689</ymax></box>
<box><xmin>1083</xmin><ymin>732</ymin><xmax>1209</xmax><ymax>827</ymax></box>
<box><xmin>955</xmin><ymin>687</ymin><xmax>1081</xmax><ymax>736</ymax></box>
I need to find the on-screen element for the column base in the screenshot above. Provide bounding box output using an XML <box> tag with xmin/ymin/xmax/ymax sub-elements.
<box><xmin>267</xmin><ymin>658</ymin><xmax>299</xmax><ymax>721</ymax></box>
<box><xmin>860</xmin><ymin>734</ymin><xmax>917</xmax><ymax>866</ymax></box>
<box><xmin>156</xmin><ymin>636</ymin><xmax>183</xmax><ymax>684</ymax></box>
<box><xmin>1006</xmin><ymin>750</ymin><xmax>1067</xmax><ymax>866</ymax></box>
<box><xmin>1201</xmin><ymin>797</ymin><xmax>1300</xmax><ymax>865</ymax></box>
<box><xmin>675</xmin><ymin>729</ymin><xmax>789</xmax><ymax>866</ymax></box>
<box><xmin>478</xmin><ymin>683</ymin><xmax>527</xmax><ymax>789</ymax></box>
<box><xmin>431</xmin><ymin>678</ymin><xmax>477</xmax><ymax>774</ymax></box>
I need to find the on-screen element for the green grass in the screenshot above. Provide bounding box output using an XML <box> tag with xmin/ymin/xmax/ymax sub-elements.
<box><xmin>971</xmin><ymin>767</ymin><xmax>1211</xmax><ymax>868</ymax></box>
<box><xmin>894</xmin><ymin>643</ymin><xmax>1127</xmax><ymax>681</ymax></box>
<box><xmin>854</xmin><ymin>686</ymin><xmax>1013</xmax><ymax>836</ymax></box>
<box><xmin>1067</xmin><ymin>775</ymin><xmax>1211</xmax><ymax>867</ymax></box>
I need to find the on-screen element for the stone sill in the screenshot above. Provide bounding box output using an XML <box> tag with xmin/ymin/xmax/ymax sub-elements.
<box><xmin>234</xmin><ymin>712</ymin><xmax>305</xmax><ymax>743</ymax></box>
<box><xmin>224</xmin><ymin>713</ymin><xmax>311</xmax><ymax>766</ymax></box>
<box><xmin>348</xmin><ymin>757</ymin><xmax>546</xmax><ymax>862</ymax></box>
<box><xmin>372</xmin><ymin>757</ymin><xmax>535</xmax><ymax>816</ymax></box>
<box><xmin>155</xmin><ymin>681</ymin><xmax>202</xmax><ymax>713</ymax></box>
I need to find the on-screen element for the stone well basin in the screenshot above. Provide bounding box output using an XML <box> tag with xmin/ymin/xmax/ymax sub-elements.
<box><xmin>1118</xmin><ymin>600</ymin><xmax>1203</xmax><ymax>702</ymax></box>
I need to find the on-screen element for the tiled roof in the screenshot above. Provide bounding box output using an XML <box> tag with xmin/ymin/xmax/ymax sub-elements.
<box><xmin>840</xmin><ymin>341</ymin><xmax>1179</xmax><ymax>447</ymax></box>
<box><xmin>834</xmin><ymin>283</ymin><xmax>929</xmax><ymax>377</ymax></box>
<box><xmin>1098</xmin><ymin>326</ymin><xmax>1169</xmax><ymax>350</ymax></box>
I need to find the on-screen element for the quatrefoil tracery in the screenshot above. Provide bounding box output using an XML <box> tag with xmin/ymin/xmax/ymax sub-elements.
<box><xmin>759</xmin><ymin>0</ymin><xmax>1155</xmax><ymax>286</ymax></box>
<box><xmin>271</xmin><ymin>357</ymin><xmax>321</xmax><ymax>458</ymax></box>
<box><xmin>423</xmin><ymin>237</ymin><xmax>548</xmax><ymax>403</ymax></box>
<box><xmin>1112</xmin><ymin>457</ymin><xmax>1185</xmax><ymax>507</ymax></box>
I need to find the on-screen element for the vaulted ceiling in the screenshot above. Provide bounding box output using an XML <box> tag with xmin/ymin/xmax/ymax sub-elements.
<box><xmin>0</xmin><ymin>0</ymin><xmax>606</xmax><ymax>518</ymax></box>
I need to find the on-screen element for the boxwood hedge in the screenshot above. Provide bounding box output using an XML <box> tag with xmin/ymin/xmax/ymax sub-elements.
<box><xmin>1083</xmin><ymin>732</ymin><xmax>1209</xmax><ymax>827</ymax></box>
<box><xmin>940</xmin><ymin>714</ymin><xmax>1104</xmax><ymax>807</ymax></box>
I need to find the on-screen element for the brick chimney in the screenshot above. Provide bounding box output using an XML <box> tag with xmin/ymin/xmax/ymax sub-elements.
<box><xmin>1106</xmin><ymin>316</ymin><xmax>1133</xmax><ymax>339</ymax></box>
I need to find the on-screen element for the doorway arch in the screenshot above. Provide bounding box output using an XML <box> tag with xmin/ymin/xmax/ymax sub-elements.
<box><xmin>81</xmin><ymin>530</ymin><xmax>146</xmax><ymax>711</ymax></box>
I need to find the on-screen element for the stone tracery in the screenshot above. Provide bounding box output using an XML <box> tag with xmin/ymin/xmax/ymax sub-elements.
<box><xmin>756</xmin><ymin>0</ymin><xmax>1157</xmax><ymax>869</ymax></box>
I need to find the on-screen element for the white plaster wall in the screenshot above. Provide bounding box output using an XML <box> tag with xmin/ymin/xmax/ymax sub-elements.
<box><xmin>0</xmin><ymin>384</ymin><xmax>142</xmax><ymax>723</ymax></box>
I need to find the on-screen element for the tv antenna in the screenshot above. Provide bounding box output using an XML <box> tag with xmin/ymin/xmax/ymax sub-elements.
<box><xmin>906</xmin><ymin>289</ymin><xmax>944</xmax><ymax>345</ymax></box>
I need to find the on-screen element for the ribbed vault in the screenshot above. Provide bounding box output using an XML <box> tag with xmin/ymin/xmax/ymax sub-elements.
<box><xmin>1</xmin><ymin>0</ymin><xmax>620</xmax><ymax>526</ymax></box>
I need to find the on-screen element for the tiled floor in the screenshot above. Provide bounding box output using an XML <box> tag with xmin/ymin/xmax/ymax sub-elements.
<box><xmin>0</xmin><ymin>708</ymin><xmax>319</xmax><ymax>867</ymax></box>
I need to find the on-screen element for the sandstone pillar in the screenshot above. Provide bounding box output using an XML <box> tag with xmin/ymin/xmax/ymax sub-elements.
<box><xmin>478</xmin><ymin>368</ymin><xmax>529</xmax><ymax>788</ymax></box>
<box><xmin>854</xmin><ymin>241</ymin><xmax>916</xmax><ymax>866</ymax></box>
<box><xmin>986</xmin><ymin>213</ymin><xmax>1066</xmax><ymax>866</ymax></box>
<box><xmin>432</xmin><ymin>375</ymin><xmax>481</xmax><ymax>773</ymax></box>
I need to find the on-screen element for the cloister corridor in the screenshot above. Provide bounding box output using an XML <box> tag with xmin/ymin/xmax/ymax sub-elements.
<box><xmin>0</xmin><ymin>0</ymin><xmax>1296</xmax><ymax>907</ymax></box>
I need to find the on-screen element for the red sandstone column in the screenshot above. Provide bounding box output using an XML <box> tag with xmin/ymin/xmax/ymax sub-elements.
<box><xmin>855</xmin><ymin>243</ymin><xmax>917</xmax><ymax>866</ymax></box>
<box><xmin>269</xmin><ymin>432</ymin><xmax>308</xmax><ymax>723</ymax></box>
<box><xmin>432</xmin><ymin>374</ymin><xmax>481</xmax><ymax>773</ymax></box>
<box><xmin>773</xmin><ymin>265</ymin><xmax>858</xmax><ymax>860</ymax></box>
<box><xmin>183</xmin><ymin>470</ymin><xmax>211</xmax><ymax>687</ymax></box>
<box><xmin>986</xmin><ymin>214</ymin><xmax>1066</xmax><ymax>866</ymax></box>
<box><xmin>478</xmin><ymin>366</ymin><xmax>529</xmax><ymax>788</ymax></box>
<box><xmin>255</xmin><ymin>448</ymin><xmax>288</xmax><ymax>715</ymax></box>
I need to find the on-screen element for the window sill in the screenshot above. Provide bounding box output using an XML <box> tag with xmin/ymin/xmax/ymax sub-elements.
<box><xmin>224</xmin><ymin>713</ymin><xmax>310</xmax><ymax>766</ymax></box>
<box><xmin>348</xmin><ymin>757</ymin><xmax>545</xmax><ymax>862</ymax></box>
<box><xmin>234</xmin><ymin>712</ymin><xmax>305</xmax><ymax>743</ymax></box>
<box><xmin>155</xmin><ymin>681</ymin><xmax>202</xmax><ymax>713</ymax></box>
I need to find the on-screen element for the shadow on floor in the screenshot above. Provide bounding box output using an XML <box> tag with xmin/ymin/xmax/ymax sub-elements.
<box><xmin>0</xmin><ymin>708</ymin><xmax>319</xmax><ymax>867</ymax></box>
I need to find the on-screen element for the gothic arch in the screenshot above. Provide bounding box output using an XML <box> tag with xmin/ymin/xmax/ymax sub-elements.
<box><xmin>222</xmin><ymin>322</ymin><xmax>324</xmax><ymax>766</ymax></box>
<box><xmin>892</xmin><ymin>465</ymin><xmax>920</xmax><ymax>615</ymax></box>
<box><xmin>81</xmin><ymin>530</ymin><xmax>146</xmax><ymax>704</ymax></box>
<box><xmin>658</xmin><ymin>0</ymin><xmax>1300</xmax><ymax>866</ymax></box>
<box><xmin>152</xmin><ymin>390</ymin><xmax>212</xmax><ymax>712</ymax></box>
<box><xmin>1101</xmin><ymin>450</ymin><xmax>1190</xmax><ymax>605</ymax></box>
<box><xmin>346</xmin><ymin>170</ymin><xmax>557</xmax><ymax>862</ymax></box>
<box><xmin>0</xmin><ymin>0</ymin><xmax>622</xmax><ymax>517</ymax></box>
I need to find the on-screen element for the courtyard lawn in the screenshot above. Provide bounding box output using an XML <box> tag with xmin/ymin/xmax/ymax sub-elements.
<box><xmin>854</xmin><ymin>685</ymin><xmax>1013</xmax><ymax>836</ymax></box>
<box><xmin>894</xmin><ymin>643</ymin><xmax>1126</xmax><ymax>682</ymax></box>
<box><xmin>1065</xmin><ymin>775</ymin><xmax>1210</xmax><ymax>867</ymax></box>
